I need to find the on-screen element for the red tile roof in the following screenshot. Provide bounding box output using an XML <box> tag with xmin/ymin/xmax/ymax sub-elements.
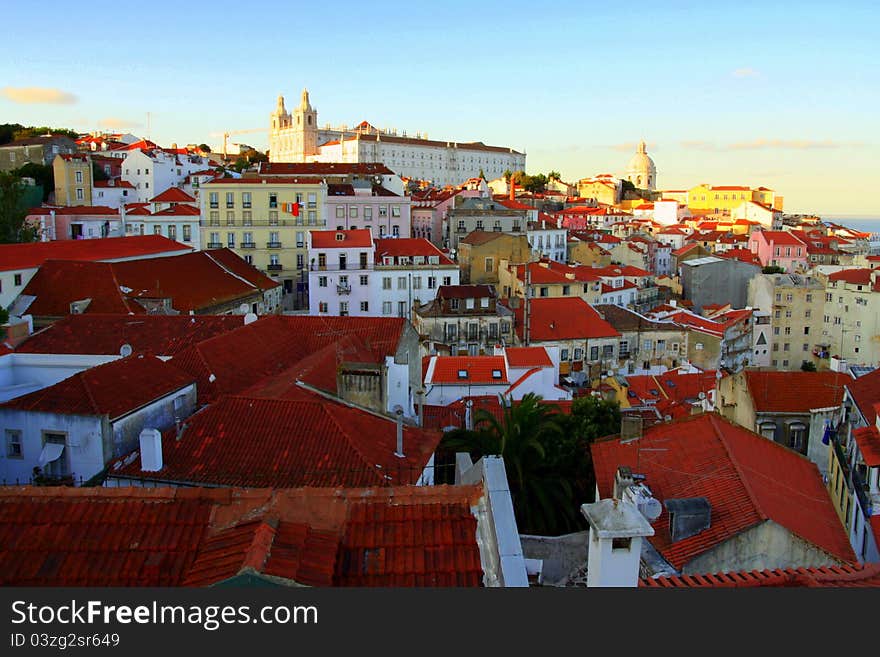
<box><xmin>169</xmin><ymin>315</ymin><xmax>409</xmax><ymax>404</ymax></box>
<box><xmin>720</xmin><ymin>247</ymin><xmax>762</xmax><ymax>265</ymax></box>
<box><xmin>1</xmin><ymin>355</ymin><xmax>194</xmax><ymax>419</ymax></box>
<box><xmin>429</xmin><ymin>356</ymin><xmax>508</xmax><ymax>385</ymax></box>
<box><xmin>94</xmin><ymin>179</ymin><xmax>135</xmax><ymax>189</ymax></box>
<box><xmin>151</xmin><ymin>205</ymin><xmax>201</xmax><ymax>217</ymax></box>
<box><xmin>0</xmin><ymin>485</ymin><xmax>485</xmax><ymax>587</ymax></box>
<box><xmin>512</xmin><ymin>297</ymin><xmax>620</xmax><ymax>341</ymax></box>
<box><xmin>753</xmin><ymin>230</ymin><xmax>808</xmax><ymax>247</ymax></box>
<box><xmin>642</xmin><ymin>564</ymin><xmax>880</xmax><ymax>588</ymax></box>
<box><xmin>257</xmin><ymin>162</ymin><xmax>395</xmax><ymax>176</ymax></box>
<box><xmin>373</xmin><ymin>238</ymin><xmax>454</xmax><ymax>265</ymax></box>
<box><xmin>17</xmin><ymin>314</ymin><xmax>245</xmax><ymax>357</ymax></box>
<box><xmin>20</xmin><ymin>250</ymin><xmax>277</xmax><ymax>317</ymax></box>
<box><xmin>744</xmin><ymin>371</ymin><xmax>850</xmax><ymax>413</ymax></box>
<box><xmin>437</xmin><ymin>284</ymin><xmax>494</xmax><ymax>299</ymax></box>
<box><xmin>149</xmin><ymin>187</ymin><xmax>196</xmax><ymax>203</ymax></box>
<box><xmin>0</xmin><ymin>235</ymin><xmax>189</xmax><ymax>272</ymax></box>
<box><xmin>310</xmin><ymin>229</ymin><xmax>374</xmax><ymax>249</ymax></box>
<box><xmin>28</xmin><ymin>205</ymin><xmax>119</xmax><ymax>216</ymax></box>
<box><xmin>846</xmin><ymin>369</ymin><xmax>880</xmax><ymax>424</ymax></box>
<box><xmin>592</xmin><ymin>413</ymin><xmax>856</xmax><ymax>569</ymax></box>
<box><xmin>852</xmin><ymin>423</ymin><xmax>880</xmax><ymax>467</ymax></box>
<box><xmin>110</xmin><ymin>393</ymin><xmax>441</xmax><ymax>488</ymax></box>
<box><xmin>828</xmin><ymin>268</ymin><xmax>874</xmax><ymax>285</ymax></box>
<box><xmin>203</xmin><ymin>176</ymin><xmax>323</xmax><ymax>185</ymax></box>
<box><xmin>505</xmin><ymin>346</ymin><xmax>553</xmax><ymax>368</ymax></box>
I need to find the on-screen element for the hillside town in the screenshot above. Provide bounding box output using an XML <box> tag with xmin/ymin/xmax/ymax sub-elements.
<box><xmin>1</xmin><ymin>88</ymin><xmax>879</xmax><ymax>590</ymax></box>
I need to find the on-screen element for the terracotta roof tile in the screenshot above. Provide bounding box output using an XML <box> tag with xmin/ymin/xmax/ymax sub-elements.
<box><xmin>310</xmin><ymin>229</ymin><xmax>373</xmax><ymax>248</ymax></box>
<box><xmin>0</xmin><ymin>235</ymin><xmax>189</xmax><ymax>273</ymax></box>
<box><xmin>642</xmin><ymin>564</ymin><xmax>880</xmax><ymax>588</ymax></box>
<box><xmin>592</xmin><ymin>413</ymin><xmax>855</xmax><ymax>569</ymax></box>
<box><xmin>744</xmin><ymin>371</ymin><xmax>849</xmax><ymax>413</ymax></box>
<box><xmin>149</xmin><ymin>187</ymin><xmax>196</xmax><ymax>203</ymax></box>
<box><xmin>512</xmin><ymin>297</ymin><xmax>620</xmax><ymax>342</ymax></box>
<box><xmin>846</xmin><ymin>369</ymin><xmax>880</xmax><ymax>424</ymax></box>
<box><xmin>428</xmin><ymin>356</ymin><xmax>508</xmax><ymax>385</ymax></box>
<box><xmin>1</xmin><ymin>355</ymin><xmax>194</xmax><ymax>419</ymax></box>
<box><xmin>505</xmin><ymin>347</ymin><xmax>553</xmax><ymax>368</ymax></box>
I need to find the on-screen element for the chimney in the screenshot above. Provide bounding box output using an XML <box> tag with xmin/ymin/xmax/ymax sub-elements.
<box><xmin>581</xmin><ymin>498</ymin><xmax>655</xmax><ymax>588</ymax></box>
<box><xmin>613</xmin><ymin>466</ymin><xmax>635</xmax><ymax>499</ymax></box>
<box><xmin>509</xmin><ymin>182</ymin><xmax>515</xmax><ymax>201</ymax></box>
<box><xmin>415</xmin><ymin>388</ymin><xmax>425</xmax><ymax>427</ymax></box>
<box><xmin>394</xmin><ymin>407</ymin><xmax>405</xmax><ymax>457</ymax></box>
<box><xmin>620</xmin><ymin>415</ymin><xmax>643</xmax><ymax>442</ymax></box>
<box><xmin>139</xmin><ymin>428</ymin><xmax>163</xmax><ymax>472</ymax></box>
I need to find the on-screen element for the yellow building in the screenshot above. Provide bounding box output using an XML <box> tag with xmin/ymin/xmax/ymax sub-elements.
<box><xmin>53</xmin><ymin>154</ymin><xmax>93</xmax><ymax>206</ymax></box>
<box><xmin>456</xmin><ymin>231</ymin><xmax>531</xmax><ymax>284</ymax></box>
<box><xmin>199</xmin><ymin>175</ymin><xmax>326</xmax><ymax>310</ymax></box>
<box><xmin>687</xmin><ymin>184</ymin><xmax>782</xmax><ymax>213</ymax></box>
<box><xmin>576</xmin><ymin>175</ymin><xmax>619</xmax><ymax>205</ymax></box>
<box><xmin>568</xmin><ymin>238</ymin><xmax>612</xmax><ymax>267</ymax></box>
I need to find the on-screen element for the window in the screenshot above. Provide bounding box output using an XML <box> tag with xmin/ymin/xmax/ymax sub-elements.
<box><xmin>14</xmin><ymin>273</ymin><xmax>22</xmax><ymax>286</ymax></box>
<box><xmin>573</xmin><ymin>347</ymin><xmax>583</xmax><ymax>360</ymax></box>
<box><xmin>339</xmin><ymin>301</ymin><xmax>349</xmax><ymax>316</ymax></box>
<box><xmin>226</xmin><ymin>211</ymin><xmax>235</xmax><ymax>225</ymax></box>
<box><xmin>241</xmin><ymin>192</ymin><xmax>251</xmax><ymax>208</ymax></box>
<box><xmin>398</xmin><ymin>276</ymin><xmax>407</xmax><ymax>290</ymax></box>
<box><xmin>307</xmin><ymin>192</ymin><xmax>317</xmax><ymax>209</ymax></box>
<box><xmin>226</xmin><ymin>192</ymin><xmax>234</xmax><ymax>208</ymax></box>
<box><xmin>308</xmin><ymin>210</ymin><xmax>317</xmax><ymax>225</ymax></box>
<box><xmin>269</xmin><ymin>193</ymin><xmax>277</xmax><ymax>209</ymax></box>
<box><xmin>270</xmin><ymin>254</ymin><xmax>280</xmax><ymax>267</ymax></box>
<box><xmin>561</xmin><ymin>348</ymin><xmax>570</xmax><ymax>361</ymax></box>
<box><xmin>443</xmin><ymin>276</ymin><xmax>452</xmax><ymax>286</ymax></box>
<box><xmin>75</xmin><ymin>187</ymin><xmax>84</xmax><ymax>200</ymax></box>
<box><xmin>227</xmin><ymin>232</ymin><xmax>235</xmax><ymax>247</ymax></box>
<box><xmin>360</xmin><ymin>274</ymin><xmax>368</xmax><ymax>286</ymax></box>
<box><xmin>350</xmin><ymin>206</ymin><xmax>358</xmax><ymax>218</ymax></box>
<box><xmin>382</xmin><ymin>301</ymin><xmax>392</xmax><ymax>315</ymax></box>
<box><xmin>244</xmin><ymin>255</ymin><xmax>253</xmax><ymax>265</ymax></box>
<box><xmin>319</xmin><ymin>301</ymin><xmax>328</xmax><ymax>313</ymax></box>
<box><xmin>489</xmin><ymin>323</ymin><xmax>498</xmax><ymax>338</ymax></box>
<box><xmin>427</xmin><ymin>276</ymin><xmax>436</xmax><ymax>289</ymax></box>
<box><xmin>153</xmin><ymin>225</ymin><xmax>162</xmax><ymax>235</ymax></box>
<box><xmin>41</xmin><ymin>432</ymin><xmax>68</xmax><ymax>478</ymax></box>
<box><xmin>318</xmin><ymin>276</ymin><xmax>328</xmax><ymax>287</ymax></box>
<box><xmin>5</xmin><ymin>429</ymin><xmax>22</xmax><ymax>459</ymax></box>
<box><xmin>364</xmin><ymin>207</ymin><xmax>372</xmax><ymax>220</ymax></box>
<box><xmin>336</xmin><ymin>206</ymin><xmax>345</xmax><ymax>219</ymax></box>
<box><xmin>379</xmin><ymin>205</ymin><xmax>388</xmax><ymax>218</ymax></box>
<box><xmin>269</xmin><ymin>211</ymin><xmax>279</xmax><ymax>225</ymax></box>
<box><xmin>360</xmin><ymin>301</ymin><xmax>369</xmax><ymax>312</ymax></box>
<box><xmin>590</xmin><ymin>346</ymin><xmax>599</xmax><ymax>361</ymax></box>
<box><xmin>382</xmin><ymin>276</ymin><xmax>392</xmax><ymax>290</ymax></box>
<box><xmin>398</xmin><ymin>301</ymin><xmax>407</xmax><ymax>317</ymax></box>
<box><xmin>412</xmin><ymin>276</ymin><xmax>422</xmax><ymax>290</ymax></box>
<box><xmin>804</xmin><ymin>326</ymin><xmax>810</xmax><ymax>335</ymax></box>
<box><xmin>391</xmin><ymin>205</ymin><xmax>401</xmax><ymax>218</ymax></box>
<box><xmin>167</xmin><ymin>225</ymin><xmax>177</xmax><ymax>240</ymax></box>
<box><xmin>445</xmin><ymin>323</ymin><xmax>457</xmax><ymax>341</ymax></box>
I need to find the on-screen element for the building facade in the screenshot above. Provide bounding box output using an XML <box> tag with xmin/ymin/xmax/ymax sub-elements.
<box><xmin>268</xmin><ymin>89</ymin><xmax>525</xmax><ymax>186</ymax></box>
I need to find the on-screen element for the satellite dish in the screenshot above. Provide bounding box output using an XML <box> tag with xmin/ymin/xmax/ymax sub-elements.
<box><xmin>120</xmin><ymin>343</ymin><xmax>133</xmax><ymax>357</ymax></box>
<box><xmin>239</xmin><ymin>303</ymin><xmax>249</xmax><ymax>314</ymax></box>
<box><xmin>698</xmin><ymin>391</ymin><xmax>706</xmax><ymax>400</ymax></box>
<box><xmin>244</xmin><ymin>312</ymin><xmax>258</xmax><ymax>325</ymax></box>
<box><xmin>640</xmin><ymin>497</ymin><xmax>663</xmax><ymax>522</ymax></box>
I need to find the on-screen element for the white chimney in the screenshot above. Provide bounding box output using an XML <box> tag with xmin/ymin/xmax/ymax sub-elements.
<box><xmin>139</xmin><ymin>428</ymin><xmax>163</xmax><ymax>472</ymax></box>
<box><xmin>394</xmin><ymin>407</ymin><xmax>405</xmax><ymax>457</ymax></box>
<box><xmin>581</xmin><ymin>498</ymin><xmax>655</xmax><ymax>588</ymax></box>
<box><xmin>465</xmin><ymin>399</ymin><xmax>474</xmax><ymax>431</ymax></box>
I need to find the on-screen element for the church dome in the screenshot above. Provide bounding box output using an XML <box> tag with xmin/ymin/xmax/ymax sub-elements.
<box><xmin>625</xmin><ymin>140</ymin><xmax>657</xmax><ymax>190</ymax></box>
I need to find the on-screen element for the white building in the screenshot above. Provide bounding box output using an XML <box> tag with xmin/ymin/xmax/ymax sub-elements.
<box><xmin>122</xmin><ymin>149</ymin><xmax>214</xmax><ymax>203</ymax></box>
<box><xmin>308</xmin><ymin>231</ymin><xmax>460</xmax><ymax>320</ymax></box>
<box><xmin>0</xmin><ymin>355</ymin><xmax>196</xmax><ymax>485</ymax></box>
<box><xmin>269</xmin><ymin>89</ymin><xmax>526</xmax><ymax>186</ymax></box>
<box><xmin>422</xmin><ymin>346</ymin><xmax>571</xmax><ymax>406</ymax></box>
<box><xmin>92</xmin><ymin>179</ymin><xmax>136</xmax><ymax>209</ymax></box>
<box><xmin>326</xmin><ymin>181</ymin><xmax>412</xmax><ymax>239</ymax></box>
<box><xmin>526</xmin><ymin>216</ymin><xmax>567</xmax><ymax>262</ymax></box>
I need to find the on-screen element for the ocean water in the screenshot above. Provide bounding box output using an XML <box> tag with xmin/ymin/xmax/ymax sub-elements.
<box><xmin>823</xmin><ymin>216</ymin><xmax>880</xmax><ymax>238</ymax></box>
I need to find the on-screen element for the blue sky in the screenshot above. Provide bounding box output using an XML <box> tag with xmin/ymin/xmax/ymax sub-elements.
<box><xmin>2</xmin><ymin>0</ymin><xmax>877</xmax><ymax>214</ymax></box>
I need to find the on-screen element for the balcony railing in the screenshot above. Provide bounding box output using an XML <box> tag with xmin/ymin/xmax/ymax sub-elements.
<box><xmin>832</xmin><ymin>437</ymin><xmax>851</xmax><ymax>488</ymax></box>
<box><xmin>267</xmin><ymin>264</ymin><xmax>283</xmax><ymax>271</ymax></box>
<box><xmin>267</xmin><ymin>242</ymin><xmax>282</xmax><ymax>248</ymax></box>
<box><xmin>240</xmin><ymin>242</ymin><xmax>256</xmax><ymax>249</ymax></box>
<box><xmin>337</xmin><ymin>284</ymin><xmax>352</xmax><ymax>295</ymax></box>
<box><xmin>207</xmin><ymin>242</ymin><xmax>222</xmax><ymax>248</ymax></box>
<box><xmin>852</xmin><ymin>468</ymin><xmax>874</xmax><ymax>519</ymax></box>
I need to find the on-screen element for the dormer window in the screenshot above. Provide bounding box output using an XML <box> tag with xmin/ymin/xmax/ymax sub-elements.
<box><xmin>457</xmin><ymin>369</ymin><xmax>468</xmax><ymax>379</ymax></box>
<box><xmin>492</xmin><ymin>369</ymin><xmax>502</xmax><ymax>379</ymax></box>
<box><xmin>335</xmin><ymin>233</ymin><xmax>345</xmax><ymax>241</ymax></box>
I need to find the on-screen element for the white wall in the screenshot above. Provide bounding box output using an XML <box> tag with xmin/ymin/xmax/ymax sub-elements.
<box><xmin>0</xmin><ymin>353</ymin><xmax>119</xmax><ymax>403</ymax></box>
<box><xmin>0</xmin><ymin>267</ymin><xmax>37</xmax><ymax>311</ymax></box>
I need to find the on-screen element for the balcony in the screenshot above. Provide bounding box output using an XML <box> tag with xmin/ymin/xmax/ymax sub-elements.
<box><xmin>240</xmin><ymin>242</ymin><xmax>256</xmax><ymax>249</ymax></box>
<box><xmin>267</xmin><ymin>241</ymin><xmax>282</xmax><ymax>249</ymax></box>
<box><xmin>337</xmin><ymin>284</ymin><xmax>351</xmax><ymax>295</ymax></box>
<box><xmin>267</xmin><ymin>264</ymin><xmax>283</xmax><ymax>272</ymax></box>
<box><xmin>207</xmin><ymin>242</ymin><xmax>223</xmax><ymax>248</ymax></box>
<box><xmin>456</xmin><ymin>227</ymin><xmax>467</xmax><ymax>233</ymax></box>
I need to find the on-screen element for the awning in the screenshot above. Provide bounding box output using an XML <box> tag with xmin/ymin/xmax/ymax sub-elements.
<box><xmin>38</xmin><ymin>442</ymin><xmax>64</xmax><ymax>467</ymax></box>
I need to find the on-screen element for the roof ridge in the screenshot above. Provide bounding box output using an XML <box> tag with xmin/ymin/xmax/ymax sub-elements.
<box><xmin>203</xmin><ymin>250</ymin><xmax>258</xmax><ymax>290</ymax></box>
<box><xmin>708</xmin><ymin>413</ymin><xmax>768</xmax><ymax>522</ymax></box>
<box><xmin>239</xmin><ymin>520</ymin><xmax>278</xmax><ymax>574</ymax></box>
<box><xmin>105</xmin><ymin>261</ymin><xmax>138</xmax><ymax>314</ymax></box>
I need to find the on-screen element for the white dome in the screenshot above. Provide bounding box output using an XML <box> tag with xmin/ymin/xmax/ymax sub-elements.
<box><xmin>626</xmin><ymin>140</ymin><xmax>656</xmax><ymax>175</ymax></box>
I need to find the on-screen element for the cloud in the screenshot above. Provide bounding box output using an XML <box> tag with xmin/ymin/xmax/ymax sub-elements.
<box><xmin>732</xmin><ymin>67</ymin><xmax>760</xmax><ymax>78</ymax></box>
<box><xmin>680</xmin><ymin>140</ymin><xmax>718</xmax><ymax>151</ymax></box>
<box><xmin>681</xmin><ymin>138</ymin><xmax>862</xmax><ymax>152</ymax></box>
<box><xmin>97</xmin><ymin>117</ymin><xmax>142</xmax><ymax>130</ymax></box>
<box><xmin>728</xmin><ymin>138</ymin><xmax>861</xmax><ymax>150</ymax></box>
<box><xmin>1</xmin><ymin>86</ymin><xmax>77</xmax><ymax>104</ymax></box>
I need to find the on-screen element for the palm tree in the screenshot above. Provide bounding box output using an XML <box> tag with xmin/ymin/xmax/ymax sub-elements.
<box><xmin>440</xmin><ymin>393</ymin><xmax>577</xmax><ymax>535</ymax></box>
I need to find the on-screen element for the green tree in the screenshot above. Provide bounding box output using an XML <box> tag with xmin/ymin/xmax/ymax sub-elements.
<box><xmin>198</xmin><ymin>143</ymin><xmax>211</xmax><ymax>153</ymax></box>
<box><xmin>801</xmin><ymin>361</ymin><xmax>817</xmax><ymax>372</ymax></box>
<box><xmin>503</xmin><ymin>169</ymin><xmax>513</xmax><ymax>183</ymax></box>
<box><xmin>547</xmin><ymin>170</ymin><xmax>562</xmax><ymax>182</ymax></box>
<box><xmin>762</xmin><ymin>265</ymin><xmax>785</xmax><ymax>274</ymax></box>
<box><xmin>12</xmin><ymin>163</ymin><xmax>53</xmax><ymax>202</ymax></box>
<box><xmin>478</xmin><ymin>168</ymin><xmax>485</xmax><ymax>181</ymax></box>
<box><xmin>0</xmin><ymin>307</ymin><xmax>8</xmax><ymax>324</ymax></box>
<box><xmin>440</xmin><ymin>393</ymin><xmax>578</xmax><ymax>534</ymax></box>
<box><xmin>0</xmin><ymin>173</ymin><xmax>37</xmax><ymax>243</ymax></box>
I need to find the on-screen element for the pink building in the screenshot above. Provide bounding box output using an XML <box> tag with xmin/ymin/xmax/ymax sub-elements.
<box><xmin>325</xmin><ymin>182</ymin><xmax>411</xmax><ymax>239</ymax></box>
<box><xmin>749</xmin><ymin>230</ymin><xmax>809</xmax><ymax>272</ymax></box>
<box><xmin>27</xmin><ymin>206</ymin><xmax>122</xmax><ymax>241</ymax></box>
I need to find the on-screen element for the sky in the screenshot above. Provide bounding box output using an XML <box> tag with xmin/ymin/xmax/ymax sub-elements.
<box><xmin>2</xmin><ymin>0</ymin><xmax>878</xmax><ymax>215</ymax></box>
